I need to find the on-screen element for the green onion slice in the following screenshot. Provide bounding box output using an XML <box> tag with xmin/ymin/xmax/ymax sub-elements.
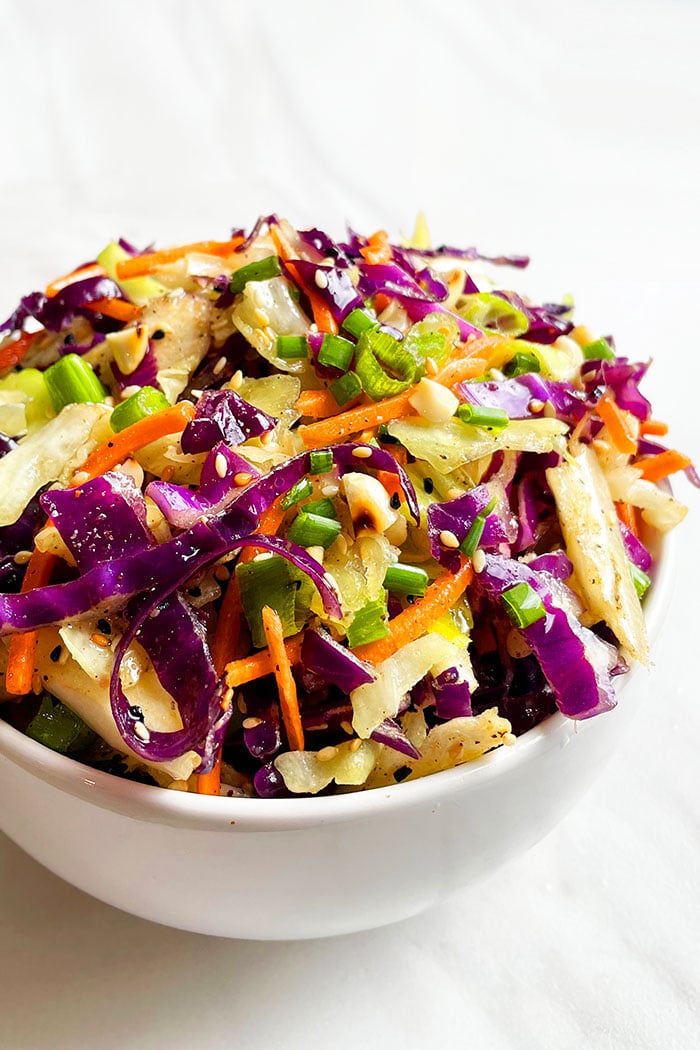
<box><xmin>458</xmin><ymin>293</ymin><xmax>529</xmax><ymax>337</ymax></box>
<box><xmin>286</xmin><ymin>511</ymin><xmax>341</xmax><ymax>549</ymax></box>
<box><xmin>504</xmin><ymin>351</ymin><xmax>541</xmax><ymax>377</ymax></box>
<box><xmin>354</xmin><ymin>329</ymin><xmax>416</xmax><ymax>401</ymax></box>
<box><xmin>630</xmin><ymin>562</ymin><xmax>651</xmax><ymax>599</ymax></box>
<box><xmin>309</xmin><ymin>449</ymin><xmax>333</xmax><ymax>475</ymax></box>
<box><xmin>317</xmin><ymin>334</ymin><xmax>355</xmax><ymax>372</ymax></box>
<box><xmin>330</xmin><ymin>371</ymin><xmax>362</xmax><ymax>407</ymax></box>
<box><xmin>457</xmin><ymin>403</ymin><xmax>509</xmax><ymax>430</ymax></box>
<box><xmin>229</xmin><ymin>255</ymin><xmax>282</xmax><ymax>295</ymax></box>
<box><xmin>501</xmin><ymin>582</ymin><xmax>547</xmax><ymax>629</ymax></box>
<box><xmin>236</xmin><ymin>555</ymin><xmax>313</xmax><ymax>649</ymax></box>
<box><xmin>582</xmin><ymin>337</ymin><xmax>616</xmax><ymax>361</ymax></box>
<box><xmin>343</xmin><ymin>308</ymin><xmax>379</xmax><ymax>338</ymax></box>
<box><xmin>110</xmin><ymin>386</ymin><xmax>171</xmax><ymax>433</ymax></box>
<box><xmin>276</xmin><ymin>335</ymin><xmax>309</xmax><ymax>360</ymax></box>
<box><xmin>383</xmin><ymin>564</ymin><xmax>429</xmax><ymax>597</ymax></box>
<box><xmin>280</xmin><ymin>477</ymin><xmax>314</xmax><ymax>510</ymax></box>
<box><xmin>44</xmin><ymin>353</ymin><xmax>107</xmax><ymax>413</ymax></box>
<box><xmin>346</xmin><ymin>594</ymin><xmax>389</xmax><ymax>648</ymax></box>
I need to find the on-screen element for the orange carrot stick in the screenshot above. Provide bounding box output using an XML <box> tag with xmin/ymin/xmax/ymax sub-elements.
<box><xmin>295</xmin><ymin>389</ymin><xmax>346</xmax><ymax>419</ymax></box>
<box><xmin>238</xmin><ymin>497</ymin><xmax>286</xmax><ymax>565</ymax></box>
<box><xmin>115</xmin><ymin>238</ymin><xmax>245</xmax><ymax>279</ymax></box>
<box><xmin>83</xmin><ymin>298</ymin><xmax>141</xmax><ymax>323</ymax></box>
<box><xmin>637</xmin><ymin>449</ymin><xmax>692</xmax><ymax>483</ymax></box>
<box><xmin>45</xmin><ymin>262</ymin><xmax>106</xmax><ymax>298</ymax></box>
<box><xmin>353</xmin><ymin>558</ymin><xmax>474</xmax><ymax>665</ymax></box>
<box><xmin>0</xmin><ymin>331</ymin><xmax>39</xmax><ymax>372</ymax></box>
<box><xmin>615</xmin><ymin>501</ymin><xmax>639</xmax><ymax>537</ymax></box>
<box><xmin>77</xmin><ymin>402</ymin><xmax>196</xmax><ymax>482</ymax></box>
<box><xmin>360</xmin><ymin>229</ymin><xmax>393</xmax><ymax>266</ymax></box>
<box><xmin>596</xmin><ymin>393</ymin><xmax>637</xmax><ymax>455</ymax></box>
<box><xmin>225</xmin><ymin>634</ymin><xmax>305</xmax><ymax>689</ymax></box>
<box><xmin>5</xmin><ymin>550</ymin><xmax>57</xmax><ymax>695</ymax></box>
<box><xmin>261</xmin><ymin>607</ymin><xmax>304</xmax><ymax>751</ymax></box>
<box><xmin>639</xmin><ymin>419</ymin><xmax>669</xmax><ymax>437</ymax></box>
<box><xmin>196</xmin><ymin>764</ymin><xmax>222</xmax><ymax>796</ymax></box>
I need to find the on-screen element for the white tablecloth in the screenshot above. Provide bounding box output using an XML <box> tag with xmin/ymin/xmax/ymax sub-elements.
<box><xmin>1</xmin><ymin>2</ymin><xmax>698</xmax><ymax>1046</ymax></box>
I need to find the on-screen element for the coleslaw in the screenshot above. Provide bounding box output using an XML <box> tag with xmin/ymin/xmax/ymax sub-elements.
<box><xmin>0</xmin><ymin>216</ymin><xmax>693</xmax><ymax>797</ymax></box>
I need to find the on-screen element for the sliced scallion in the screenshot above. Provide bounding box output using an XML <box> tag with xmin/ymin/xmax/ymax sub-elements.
<box><xmin>317</xmin><ymin>333</ymin><xmax>355</xmax><ymax>372</ymax></box>
<box><xmin>229</xmin><ymin>255</ymin><xmax>282</xmax><ymax>294</ymax></box>
<box><xmin>457</xmin><ymin>403</ymin><xmax>509</xmax><ymax>430</ymax></box>
<box><xmin>582</xmin><ymin>337</ymin><xmax>615</xmax><ymax>361</ymax></box>
<box><xmin>287</xmin><ymin>511</ymin><xmax>341</xmax><ymax>549</ymax></box>
<box><xmin>44</xmin><ymin>353</ymin><xmax>107</xmax><ymax>413</ymax></box>
<box><xmin>383</xmin><ymin>563</ymin><xmax>429</xmax><ymax>597</ymax></box>
<box><xmin>280</xmin><ymin>477</ymin><xmax>314</xmax><ymax>510</ymax></box>
<box><xmin>501</xmin><ymin>582</ymin><xmax>546</xmax><ymax>629</ymax></box>
<box><xmin>304</xmin><ymin>497</ymin><xmax>337</xmax><ymax>519</ymax></box>
<box><xmin>26</xmin><ymin>694</ymin><xmax>96</xmax><ymax>755</ymax></box>
<box><xmin>458</xmin><ymin>292</ymin><xmax>529</xmax><ymax>337</ymax></box>
<box><xmin>236</xmin><ymin>555</ymin><xmax>313</xmax><ymax>649</ymax></box>
<box><xmin>354</xmin><ymin>328</ymin><xmax>416</xmax><ymax>400</ymax></box>
<box><xmin>343</xmin><ymin>308</ymin><xmax>379</xmax><ymax>338</ymax></box>
<box><xmin>330</xmin><ymin>370</ymin><xmax>362</xmax><ymax>407</ymax></box>
<box><xmin>110</xmin><ymin>385</ymin><xmax>171</xmax><ymax>433</ymax></box>
<box><xmin>504</xmin><ymin>351</ymin><xmax>541</xmax><ymax>377</ymax></box>
<box><xmin>309</xmin><ymin>449</ymin><xmax>333</xmax><ymax>474</ymax></box>
<box><xmin>630</xmin><ymin>562</ymin><xmax>651</xmax><ymax>599</ymax></box>
<box><xmin>276</xmin><ymin>335</ymin><xmax>309</xmax><ymax>360</ymax></box>
<box><xmin>346</xmin><ymin>595</ymin><xmax>389</xmax><ymax>648</ymax></box>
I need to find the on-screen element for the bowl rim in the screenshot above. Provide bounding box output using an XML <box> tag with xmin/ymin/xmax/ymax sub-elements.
<box><xmin>0</xmin><ymin>527</ymin><xmax>676</xmax><ymax>832</ymax></box>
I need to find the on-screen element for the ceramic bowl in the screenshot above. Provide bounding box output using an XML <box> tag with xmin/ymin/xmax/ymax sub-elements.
<box><xmin>0</xmin><ymin>535</ymin><xmax>674</xmax><ymax>940</ymax></box>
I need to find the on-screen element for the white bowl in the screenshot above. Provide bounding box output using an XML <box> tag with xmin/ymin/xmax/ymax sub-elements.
<box><xmin>0</xmin><ymin>535</ymin><xmax>674</xmax><ymax>940</ymax></box>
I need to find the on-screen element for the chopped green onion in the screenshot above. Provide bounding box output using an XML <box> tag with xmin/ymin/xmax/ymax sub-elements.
<box><xmin>343</xmin><ymin>308</ymin><xmax>379</xmax><ymax>338</ymax></box>
<box><xmin>582</xmin><ymin>337</ymin><xmax>615</xmax><ymax>361</ymax></box>
<box><xmin>383</xmin><ymin>563</ymin><xmax>429</xmax><ymax>597</ymax></box>
<box><xmin>110</xmin><ymin>385</ymin><xmax>171</xmax><ymax>433</ymax></box>
<box><xmin>330</xmin><ymin>370</ymin><xmax>362</xmax><ymax>407</ymax></box>
<box><xmin>317</xmin><ymin>333</ymin><xmax>355</xmax><ymax>372</ymax></box>
<box><xmin>281</xmin><ymin>477</ymin><xmax>314</xmax><ymax>510</ymax></box>
<box><xmin>304</xmin><ymin>497</ymin><xmax>337</xmax><ymax>519</ymax></box>
<box><xmin>26</xmin><ymin>694</ymin><xmax>96</xmax><ymax>755</ymax></box>
<box><xmin>501</xmin><ymin>582</ymin><xmax>546</xmax><ymax>629</ymax></box>
<box><xmin>229</xmin><ymin>255</ymin><xmax>282</xmax><ymax>294</ymax></box>
<box><xmin>44</xmin><ymin>353</ymin><xmax>107</xmax><ymax>413</ymax></box>
<box><xmin>287</xmin><ymin>511</ymin><xmax>342</xmax><ymax>549</ymax></box>
<box><xmin>276</xmin><ymin>335</ymin><xmax>309</xmax><ymax>360</ymax></box>
<box><xmin>457</xmin><ymin>403</ymin><xmax>509</xmax><ymax>430</ymax></box>
<box><xmin>354</xmin><ymin>329</ymin><xmax>416</xmax><ymax>401</ymax></box>
<box><xmin>460</xmin><ymin>497</ymin><xmax>498</xmax><ymax>558</ymax></box>
<box><xmin>236</xmin><ymin>555</ymin><xmax>313</xmax><ymax>648</ymax></box>
<box><xmin>630</xmin><ymin>562</ymin><xmax>651</xmax><ymax>599</ymax></box>
<box><xmin>309</xmin><ymin>449</ymin><xmax>333</xmax><ymax>474</ymax></box>
<box><xmin>346</xmin><ymin>595</ymin><xmax>389</xmax><ymax>648</ymax></box>
<box><xmin>504</xmin><ymin>351</ymin><xmax>541</xmax><ymax>377</ymax></box>
<box><xmin>458</xmin><ymin>293</ymin><xmax>529</xmax><ymax>337</ymax></box>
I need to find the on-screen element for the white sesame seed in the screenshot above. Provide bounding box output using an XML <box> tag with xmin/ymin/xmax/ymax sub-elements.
<box><xmin>543</xmin><ymin>400</ymin><xmax>556</xmax><ymax>418</ymax></box>
<box><xmin>213</xmin><ymin>356</ymin><xmax>227</xmax><ymax>375</ymax></box>
<box><xmin>305</xmin><ymin>545</ymin><xmax>325</xmax><ymax>565</ymax></box>
<box><xmin>214</xmin><ymin>452</ymin><xmax>228</xmax><ymax>478</ymax></box>
<box><xmin>13</xmin><ymin>550</ymin><xmax>33</xmax><ymax>565</ymax></box>
<box><xmin>352</xmin><ymin>446</ymin><xmax>373</xmax><ymax>459</ymax></box>
<box><xmin>340</xmin><ymin>720</ymin><xmax>354</xmax><ymax>735</ymax></box>
<box><xmin>528</xmin><ymin>398</ymin><xmax>545</xmax><ymax>414</ymax></box>
<box><xmin>321</xmin><ymin>483</ymin><xmax>339</xmax><ymax>497</ymax></box>
<box><xmin>490</xmin><ymin>368</ymin><xmax>505</xmax><ymax>381</ymax></box>
<box><xmin>439</xmin><ymin>529</ymin><xmax>460</xmax><ymax>549</ymax></box>
<box><xmin>446</xmin><ymin>487</ymin><xmax>463</xmax><ymax>501</ymax></box>
<box><xmin>134</xmin><ymin>722</ymin><xmax>151</xmax><ymax>743</ymax></box>
<box><xmin>230</xmin><ymin>370</ymin><xmax>243</xmax><ymax>390</ymax></box>
<box><xmin>242</xmin><ymin>716</ymin><xmax>263</xmax><ymax>730</ymax></box>
<box><xmin>472</xmin><ymin>548</ymin><xmax>486</xmax><ymax>573</ymax></box>
<box><xmin>259</xmin><ymin>431</ymin><xmax>274</xmax><ymax>446</ymax></box>
<box><xmin>237</xmin><ymin>695</ymin><xmax>248</xmax><ymax>714</ymax></box>
<box><xmin>31</xmin><ymin>673</ymin><xmax>42</xmax><ymax>696</ymax></box>
<box><xmin>254</xmin><ymin>308</ymin><xmax>271</xmax><ymax>327</ymax></box>
<box><xmin>72</xmin><ymin>471</ymin><xmax>89</xmax><ymax>486</ymax></box>
<box><xmin>316</xmin><ymin>745</ymin><xmax>338</xmax><ymax>762</ymax></box>
<box><xmin>425</xmin><ymin>356</ymin><xmax>439</xmax><ymax>377</ymax></box>
<box><xmin>234</xmin><ymin>471</ymin><xmax>253</xmax><ymax>487</ymax></box>
<box><xmin>120</xmin><ymin>385</ymin><xmax>141</xmax><ymax>399</ymax></box>
<box><xmin>314</xmin><ymin>269</ymin><xmax>329</xmax><ymax>290</ymax></box>
<box><xmin>349</xmin><ymin>738</ymin><xmax>363</xmax><ymax>753</ymax></box>
<box><xmin>504</xmin><ymin>732</ymin><xmax>517</xmax><ymax>746</ymax></box>
<box><xmin>335</xmin><ymin>534</ymin><xmax>348</xmax><ymax>556</ymax></box>
<box><xmin>214</xmin><ymin>564</ymin><xmax>230</xmax><ymax>581</ymax></box>
<box><xmin>190</xmin><ymin>388</ymin><xmax>204</xmax><ymax>399</ymax></box>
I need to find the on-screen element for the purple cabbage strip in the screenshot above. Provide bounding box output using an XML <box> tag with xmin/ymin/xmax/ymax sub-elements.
<box><xmin>357</xmin><ymin>262</ymin><xmax>481</xmax><ymax>341</ymax></box>
<box><xmin>526</xmin><ymin>550</ymin><xmax>573</xmax><ymax>580</ymax></box>
<box><xmin>286</xmin><ymin>260</ymin><xmax>363</xmax><ymax>324</ymax></box>
<box><xmin>476</xmin><ymin>554</ymin><xmax>618</xmax><ymax>719</ymax></box>
<box><xmin>427</xmin><ymin>485</ymin><xmax>509</xmax><ymax>571</ymax></box>
<box><xmin>181</xmin><ymin>388</ymin><xmax>276</xmax><ymax>455</ymax></box>
<box><xmin>618</xmin><ymin>522</ymin><xmax>652</xmax><ymax>573</ymax></box>
<box><xmin>495</xmin><ymin>292</ymin><xmax>573</xmax><ymax>344</ymax></box>
<box><xmin>410</xmin><ymin>245</ymin><xmax>530</xmax><ymax>269</ymax></box>
<box><xmin>455</xmin><ymin>374</ymin><xmax>588</xmax><ymax>424</ymax></box>
<box><xmin>370</xmin><ymin>718</ymin><xmax>421</xmax><ymax>759</ymax></box>
<box><xmin>581</xmin><ymin>358</ymin><xmax>651</xmax><ymax>420</ymax></box>
<box><xmin>147</xmin><ymin>442</ymin><xmax>261</xmax><ymax>530</ymax></box>
<box><xmin>432</xmin><ymin>667</ymin><xmax>473</xmax><ymax>720</ymax></box>
<box><xmin>243</xmin><ymin>705</ymin><xmax>282</xmax><ymax>759</ymax></box>
<box><xmin>0</xmin><ymin>493</ymin><xmax>44</xmax><ymax>592</ymax></box>
<box><xmin>1</xmin><ymin>275</ymin><xmax>125</xmax><ymax>334</ymax></box>
<box><xmin>300</xmin><ymin>628</ymin><xmax>375</xmax><ymax>692</ymax></box>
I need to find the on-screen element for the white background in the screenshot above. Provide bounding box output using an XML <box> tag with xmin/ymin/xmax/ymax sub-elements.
<box><xmin>1</xmin><ymin>1</ymin><xmax>699</xmax><ymax>1046</ymax></box>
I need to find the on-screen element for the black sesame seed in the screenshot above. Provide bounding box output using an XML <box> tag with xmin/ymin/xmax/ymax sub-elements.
<box><xmin>128</xmin><ymin>705</ymin><xmax>145</xmax><ymax>721</ymax></box>
<box><xmin>63</xmin><ymin>333</ymin><xmax>75</xmax><ymax>346</ymax></box>
<box><xmin>49</xmin><ymin>645</ymin><xmax>62</xmax><ymax>663</ymax></box>
<box><xmin>423</xmin><ymin>477</ymin><xmax>434</xmax><ymax>494</ymax></box>
<box><xmin>394</xmin><ymin>765</ymin><xmax>412</xmax><ymax>783</ymax></box>
<box><xmin>97</xmin><ymin>618</ymin><xmax>111</xmax><ymax>635</ymax></box>
<box><xmin>390</xmin><ymin>492</ymin><xmax>401</xmax><ymax>510</ymax></box>
<box><xmin>151</xmin><ymin>328</ymin><xmax>166</xmax><ymax>340</ymax></box>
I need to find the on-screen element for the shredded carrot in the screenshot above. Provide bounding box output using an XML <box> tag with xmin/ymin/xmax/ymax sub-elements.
<box><xmin>225</xmin><ymin>633</ymin><xmax>304</xmax><ymax>689</ymax></box>
<box><xmin>360</xmin><ymin>230</ymin><xmax>392</xmax><ymax>266</ymax></box>
<box><xmin>0</xmin><ymin>330</ymin><xmax>38</xmax><ymax>372</ymax></box>
<box><xmin>196</xmin><ymin>763</ymin><xmax>222</xmax><ymax>796</ymax></box>
<box><xmin>77</xmin><ymin>402</ymin><xmax>195</xmax><ymax>482</ymax></box>
<box><xmin>376</xmin><ymin>468</ymin><xmax>403</xmax><ymax>502</ymax></box>
<box><xmin>5</xmin><ymin>550</ymin><xmax>56</xmax><ymax>695</ymax></box>
<box><xmin>238</xmin><ymin>497</ymin><xmax>286</xmax><ymax>565</ymax></box>
<box><xmin>639</xmin><ymin>418</ymin><xmax>669</xmax><ymax>437</ymax></box>
<box><xmin>261</xmin><ymin>607</ymin><xmax>304</xmax><ymax>751</ymax></box>
<box><xmin>116</xmin><ymin>238</ymin><xmax>246</xmax><ymax>279</ymax></box>
<box><xmin>83</xmin><ymin>298</ymin><xmax>141</xmax><ymax>323</ymax></box>
<box><xmin>269</xmin><ymin>225</ymin><xmax>338</xmax><ymax>334</ymax></box>
<box><xmin>45</xmin><ymin>262</ymin><xmax>106</xmax><ymax>298</ymax></box>
<box><xmin>596</xmin><ymin>393</ymin><xmax>637</xmax><ymax>455</ymax></box>
<box><xmin>353</xmin><ymin>557</ymin><xmax>474</xmax><ymax>665</ymax></box>
<box><xmin>373</xmin><ymin>293</ymin><xmax>391</xmax><ymax>314</ymax></box>
<box><xmin>615</xmin><ymin>501</ymin><xmax>639</xmax><ymax>537</ymax></box>
<box><xmin>295</xmin><ymin>389</ymin><xmax>345</xmax><ymax>419</ymax></box>
<box><xmin>637</xmin><ymin>449</ymin><xmax>692</xmax><ymax>483</ymax></box>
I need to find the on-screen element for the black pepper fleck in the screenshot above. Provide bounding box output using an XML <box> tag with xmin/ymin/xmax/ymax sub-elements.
<box><xmin>390</xmin><ymin>492</ymin><xmax>401</xmax><ymax>510</ymax></box>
